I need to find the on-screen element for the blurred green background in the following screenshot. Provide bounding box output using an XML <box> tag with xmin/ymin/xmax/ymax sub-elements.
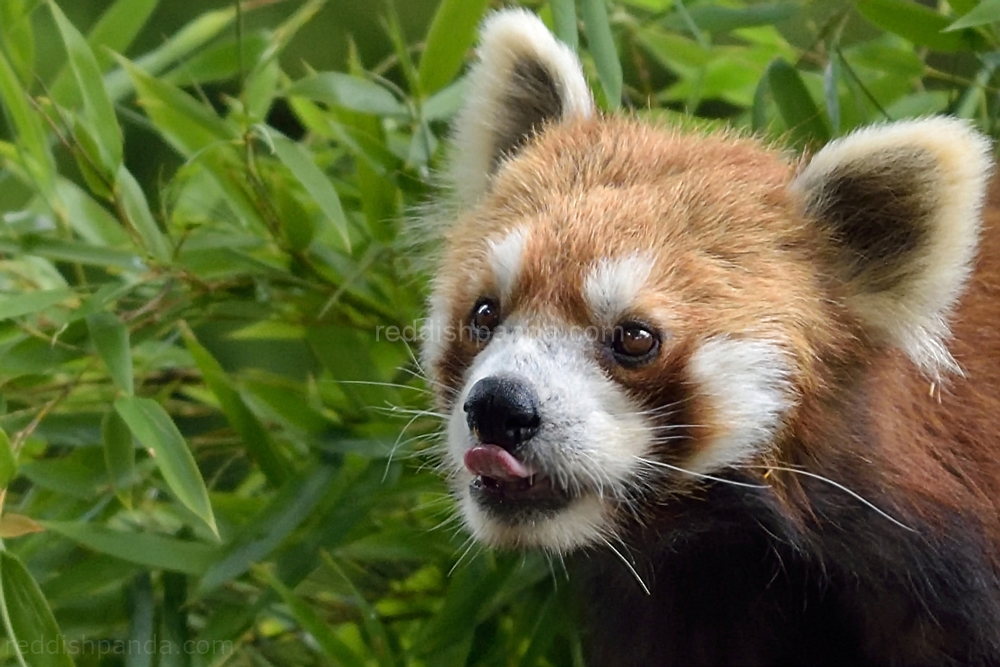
<box><xmin>0</xmin><ymin>0</ymin><xmax>997</xmax><ymax>666</ymax></box>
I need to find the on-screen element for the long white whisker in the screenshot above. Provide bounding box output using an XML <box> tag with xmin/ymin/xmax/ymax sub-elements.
<box><xmin>367</xmin><ymin>405</ymin><xmax>449</xmax><ymax>419</ymax></box>
<box><xmin>449</xmin><ymin>536</ymin><xmax>483</xmax><ymax>576</ymax></box>
<box><xmin>635</xmin><ymin>456</ymin><xmax>768</xmax><ymax>489</ymax></box>
<box><xmin>601</xmin><ymin>537</ymin><xmax>651</xmax><ymax>596</ymax></box>
<box><xmin>741</xmin><ymin>465</ymin><xmax>916</xmax><ymax>533</ymax></box>
<box><xmin>327</xmin><ymin>379</ymin><xmax>433</xmax><ymax>394</ymax></box>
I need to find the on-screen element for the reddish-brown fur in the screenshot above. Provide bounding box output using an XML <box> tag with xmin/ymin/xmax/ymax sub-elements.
<box><xmin>431</xmin><ymin>113</ymin><xmax>1000</xmax><ymax>662</ymax></box>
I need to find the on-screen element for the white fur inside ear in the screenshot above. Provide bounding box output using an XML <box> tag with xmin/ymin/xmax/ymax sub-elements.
<box><xmin>449</xmin><ymin>9</ymin><xmax>593</xmax><ymax>207</ymax></box>
<box><xmin>686</xmin><ymin>337</ymin><xmax>792</xmax><ymax>474</ymax></box>
<box><xmin>791</xmin><ymin>118</ymin><xmax>994</xmax><ymax>377</ymax></box>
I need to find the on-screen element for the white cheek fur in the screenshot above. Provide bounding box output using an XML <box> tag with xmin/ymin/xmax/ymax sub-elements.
<box><xmin>685</xmin><ymin>336</ymin><xmax>793</xmax><ymax>474</ymax></box>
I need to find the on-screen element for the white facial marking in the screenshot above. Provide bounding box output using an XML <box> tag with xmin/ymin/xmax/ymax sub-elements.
<box><xmin>584</xmin><ymin>254</ymin><xmax>655</xmax><ymax>324</ymax></box>
<box><xmin>686</xmin><ymin>337</ymin><xmax>793</xmax><ymax>474</ymax></box>
<box><xmin>447</xmin><ymin>323</ymin><xmax>651</xmax><ymax>551</ymax></box>
<box><xmin>487</xmin><ymin>228</ymin><xmax>528</xmax><ymax>301</ymax></box>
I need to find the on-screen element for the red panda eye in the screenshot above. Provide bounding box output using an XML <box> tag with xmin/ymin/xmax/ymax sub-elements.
<box><xmin>470</xmin><ymin>298</ymin><xmax>500</xmax><ymax>341</ymax></box>
<box><xmin>611</xmin><ymin>323</ymin><xmax>660</xmax><ymax>365</ymax></box>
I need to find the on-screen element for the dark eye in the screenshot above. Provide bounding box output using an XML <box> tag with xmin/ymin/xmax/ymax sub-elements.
<box><xmin>470</xmin><ymin>297</ymin><xmax>500</xmax><ymax>341</ymax></box>
<box><xmin>611</xmin><ymin>322</ymin><xmax>660</xmax><ymax>366</ymax></box>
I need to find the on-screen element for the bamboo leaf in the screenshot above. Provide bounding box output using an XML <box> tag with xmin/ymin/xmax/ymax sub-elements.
<box><xmin>857</xmin><ymin>0</ymin><xmax>980</xmax><ymax>51</ymax></box>
<box><xmin>197</xmin><ymin>464</ymin><xmax>336</xmax><ymax>595</ymax></box>
<box><xmin>662</xmin><ymin>2</ymin><xmax>799</xmax><ymax>33</ymax></box>
<box><xmin>945</xmin><ymin>0</ymin><xmax>1000</xmax><ymax>30</ymax></box>
<box><xmin>321</xmin><ymin>553</ymin><xmax>396</xmax><ymax>667</ymax></box>
<box><xmin>550</xmin><ymin>0</ymin><xmax>579</xmax><ymax>50</ymax></box>
<box><xmin>0</xmin><ymin>289</ymin><xmax>72</xmax><ymax>320</ymax></box>
<box><xmin>48</xmin><ymin>0</ymin><xmax>123</xmax><ymax>176</ymax></box>
<box><xmin>103</xmin><ymin>7</ymin><xmax>237</xmax><ymax>101</ymax></box>
<box><xmin>0</xmin><ymin>514</ymin><xmax>44</xmax><ymax>539</ymax></box>
<box><xmin>42</xmin><ymin>521</ymin><xmax>219</xmax><ymax>576</ymax></box>
<box><xmin>117</xmin><ymin>55</ymin><xmax>237</xmax><ymax>156</ymax></box>
<box><xmin>286</xmin><ymin>73</ymin><xmax>408</xmax><ymax>117</ymax></box>
<box><xmin>0</xmin><ymin>237</ymin><xmax>144</xmax><ymax>272</ymax></box>
<box><xmin>87</xmin><ymin>311</ymin><xmax>133</xmax><ymax>394</ymax></box>
<box><xmin>0</xmin><ymin>49</ymin><xmax>54</xmax><ymax>195</ymax></box>
<box><xmin>765</xmin><ymin>58</ymin><xmax>830</xmax><ymax>148</ymax></box>
<box><xmin>50</xmin><ymin>0</ymin><xmax>161</xmax><ymax>101</ymax></box>
<box><xmin>114</xmin><ymin>396</ymin><xmax>219</xmax><ymax>537</ymax></box>
<box><xmin>581</xmin><ymin>0</ymin><xmax>623</xmax><ymax>108</ymax></box>
<box><xmin>0</xmin><ymin>0</ymin><xmax>36</xmax><ymax>84</ymax></box>
<box><xmin>0</xmin><ymin>428</ymin><xmax>15</xmax><ymax>488</ymax></box>
<box><xmin>418</xmin><ymin>0</ymin><xmax>491</xmax><ymax>95</ymax></box>
<box><xmin>87</xmin><ymin>0</ymin><xmax>161</xmax><ymax>62</ymax></box>
<box><xmin>0</xmin><ymin>551</ymin><xmax>76</xmax><ymax>667</ymax></box>
<box><xmin>257</xmin><ymin>566</ymin><xmax>369</xmax><ymax>667</ymax></box>
<box><xmin>114</xmin><ymin>165</ymin><xmax>172</xmax><ymax>261</ymax></box>
<box><xmin>103</xmin><ymin>409</ymin><xmax>136</xmax><ymax>508</ymax></box>
<box><xmin>180</xmin><ymin>323</ymin><xmax>290</xmax><ymax>486</ymax></box>
<box><xmin>270</xmin><ymin>133</ymin><xmax>352</xmax><ymax>252</ymax></box>
<box><xmin>824</xmin><ymin>55</ymin><xmax>841</xmax><ymax>134</ymax></box>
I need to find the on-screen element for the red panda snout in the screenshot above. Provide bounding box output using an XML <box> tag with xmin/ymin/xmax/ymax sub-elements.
<box><xmin>445</xmin><ymin>322</ymin><xmax>655</xmax><ymax>552</ymax></box>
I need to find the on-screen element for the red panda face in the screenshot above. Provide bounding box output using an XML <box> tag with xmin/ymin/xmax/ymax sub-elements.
<box><xmin>423</xmin><ymin>10</ymin><xmax>992</xmax><ymax>553</ymax></box>
<box><xmin>426</xmin><ymin>123</ymin><xmax>821</xmax><ymax>551</ymax></box>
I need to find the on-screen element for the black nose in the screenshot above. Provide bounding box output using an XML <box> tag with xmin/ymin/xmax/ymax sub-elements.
<box><xmin>463</xmin><ymin>376</ymin><xmax>541</xmax><ymax>451</ymax></box>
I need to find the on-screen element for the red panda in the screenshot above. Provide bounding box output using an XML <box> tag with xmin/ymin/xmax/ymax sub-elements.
<box><xmin>422</xmin><ymin>9</ymin><xmax>1000</xmax><ymax>665</ymax></box>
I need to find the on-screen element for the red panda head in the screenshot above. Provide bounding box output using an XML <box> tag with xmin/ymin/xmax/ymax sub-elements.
<box><xmin>422</xmin><ymin>9</ymin><xmax>993</xmax><ymax>553</ymax></box>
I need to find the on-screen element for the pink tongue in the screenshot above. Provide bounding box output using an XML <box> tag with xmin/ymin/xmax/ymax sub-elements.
<box><xmin>464</xmin><ymin>445</ymin><xmax>534</xmax><ymax>481</ymax></box>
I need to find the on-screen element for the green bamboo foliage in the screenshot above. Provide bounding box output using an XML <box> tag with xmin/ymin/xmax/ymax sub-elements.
<box><xmin>0</xmin><ymin>0</ymin><xmax>997</xmax><ymax>665</ymax></box>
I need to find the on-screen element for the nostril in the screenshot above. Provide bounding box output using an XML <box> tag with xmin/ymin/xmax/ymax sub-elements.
<box><xmin>463</xmin><ymin>375</ymin><xmax>540</xmax><ymax>450</ymax></box>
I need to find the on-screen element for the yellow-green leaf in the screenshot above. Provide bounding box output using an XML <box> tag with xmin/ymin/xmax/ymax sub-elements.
<box><xmin>102</xmin><ymin>410</ymin><xmax>135</xmax><ymax>508</ymax></box>
<box><xmin>117</xmin><ymin>55</ymin><xmax>236</xmax><ymax>156</ymax></box>
<box><xmin>270</xmin><ymin>133</ymin><xmax>352</xmax><ymax>252</ymax></box>
<box><xmin>0</xmin><ymin>49</ymin><xmax>54</xmax><ymax>196</ymax></box>
<box><xmin>103</xmin><ymin>7</ymin><xmax>237</xmax><ymax>101</ymax></box>
<box><xmin>180</xmin><ymin>323</ymin><xmax>290</xmax><ymax>486</ymax></box>
<box><xmin>945</xmin><ymin>0</ymin><xmax>1000</xmax><ymax>30</ymax></box>
<box><xmin>50</xmin><ymin>0</ymin><xmax>161</xmax><ymax>102</ymax></box>
<box><xmin>42</xmin><ymin>521</ymin><xmax>218</xmax><ymax>576</ymax></box>
<box><xmin>0</xmin><ymin>289</ymin><xmax>72</xmax><ymax>320</ymax></box>
<box><xmin>115</xmin><ymin>165</ymin><xmax>172</xmax><ymax>261</ymax></box>
<box><xmin>114</xmin><ymin>396</ymin><xmax>218</xmax><ymax>537</ymax></box>
<box><xmin>0</xmin><ymin>551</ymin><xmax>76</xmax><ymax>667</ymax></box>
<box><xmin>287</xmin><ymin>73</ymin><xmax>408</xmax><ymax>117</ymax></box>
<box><xmin>0</xmin><ymin>514</ymin><xmax>44</xmax><ymax>539</ymax></box>
<box><xmin>581</xmin><ymin>0</ymin><xmax>622</xmax><ymax>108</ymax></box>
<box><xmin>550</xmin><ymin>0</ymin><xmax>579</xmax><ymax>50</ymax></box>
<box><xmin>49</xmin><ymin>0</ymin><xmax>123</xmax><ymax>176</ymax></box>
<box><xmin>257</xmin><ymin>566</ymin><xmax>368</xmax><ymax>667</ymax></box>
<box><xmin>87</xmin><ymin>312</ymin><xmax>133</xmax><ymax>394</ymax></box>
<box><xmin>857</xmin><ymin>0</ymin><xmax>981</xmax><ymax>51</ymax></box>
<box><xmin>0</xmin><ymin>428</ymin><xmax>15</xmax><ymax>488</ymax></box>
<box><xmin>418</xmin><ymin>0</ymin><xmax>491</xmax><ymax>95</ymax></box>
<box><xmin>766</xmin><ymin>58</ymin><xmax>830</xmax><ymax>148</ymax></box>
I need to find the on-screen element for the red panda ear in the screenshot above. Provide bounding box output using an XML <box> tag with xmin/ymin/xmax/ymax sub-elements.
<box><xmin>448</xmin><ymin>10</ymin><xmax>593</xmax><ymax>207</ymax></box>
<box><xmin>791</xmin><ymin>118</ymin><xmax>994</xmax><ymax>377</ymax></box>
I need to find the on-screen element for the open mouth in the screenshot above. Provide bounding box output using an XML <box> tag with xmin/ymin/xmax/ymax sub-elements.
<box><xmin>464</xmin><ymin>444</ymin><xmax>571</xmax><ymax>516</ymax></box>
